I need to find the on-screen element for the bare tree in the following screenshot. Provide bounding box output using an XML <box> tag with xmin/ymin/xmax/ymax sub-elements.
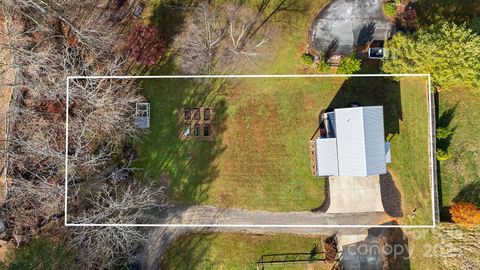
<box><xmin>69</xmin><ymin>184</ymin><xmax>167</xmax><ymax>269</ymax></box>
<box><xmin>67</xmin><ymin>77</ymin><xmax>144</xmax><ymax>186</ymax></box>
<box><xmin>2</xmin><ymin>0</ymin><xmax>123</xmax><ymax>53</ymax></box>
<box><xmin>2</xmin><ymin>175</ymin><xmax>63</xmax><ymax>245</ymax></box>
<box><xmin>224</xmin><ymin>4</ymin><xmax>268</xmax><ymax>58</ymax></box>
<box><xmin>174</xmin><ymin>1</ymin><xmax>225</xmax><ymax>74</ymax></box>
<box><xmin>174</xmin><ymin>2</ymin><xmax>273</xmax><ymax>74</ymax></box>
<box><xmin>0</xmin><ymin>1</ymin><xmax>148</xmax><ymax>259</ymax></box>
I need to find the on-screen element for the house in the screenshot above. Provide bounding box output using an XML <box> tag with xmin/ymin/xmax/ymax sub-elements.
<box><xmin>310</xmin><ymin>0</ymin><xmax>394</xmax><ymax>63</ymax></box>
<box><xmin>313</xmin><ymin>106</ymin><xmax>391</xmax><ymax>177</ymax></box>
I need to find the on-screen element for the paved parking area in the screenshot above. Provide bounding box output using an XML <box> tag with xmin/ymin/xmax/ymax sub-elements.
<box><xmin>310</xmin><ymin>0</ymin><xmax>393</xmax><ymax>55</ymax></box>
<box><xmin>341</xmin><ymin>236</ymin><xmax>383</xmax><ymax>270</ymax></box>
<box><xmin>327</xmin><ymin>175</ymin><xmax>385</xmax><ymax>213</ymax></box>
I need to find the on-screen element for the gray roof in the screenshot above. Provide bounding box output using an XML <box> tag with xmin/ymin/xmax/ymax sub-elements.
<box><xmin>135</xmin><ymin>117</ymin><xmax>150</xmax><ymax>129</ymax></box>
<box><xmin>315</xmin><ymin>106</ymin><xmax>387</xmax><ymax>177</ymax></box>
<box><xmin>135</xmin><ymin>102</ymin><xmax>150</xmax><ymax>129</ymax></box>
<box><xmin>324</xmin><ymin>111</ymin><xmax>336</xmax><ymax>138</ymax></box>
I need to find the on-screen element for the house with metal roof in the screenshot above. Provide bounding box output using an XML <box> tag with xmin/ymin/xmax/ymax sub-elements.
<box><xmin>313</xmin><ymin>106</ymin><xmax>391</xmax><ymax>177</ymax></box>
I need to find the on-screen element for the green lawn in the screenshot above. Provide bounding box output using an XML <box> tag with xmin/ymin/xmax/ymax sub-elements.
<box><xmin>135</xmin><ymin>0</ymin><xmax>432</xmax><ymax>220</ymax></box>
<box><xmin>387</xmin><ymin>78</ymin><xmax>432</xmax><ymax>225</ymax></box>
<box><xmin>139</xmin><ymin>1</ymin><xmax>480</xmax><ymax>269</ymax></box>
<box><xmin>135</xmin><ymin>75</ymin><xmax>432</xmax><ymax>222</ymax></box>
<box><xmin>413</xmin><ymin>0</ymin><xmax>480</xmax><ymax>214</ymax></box>
<box><xmin>135</xmin><ymin>0</ymin><xmax>331</xmax><ymax>211</ymax></box>
<box><xmin>161</xmin><ymin>233</ymin><xmax>332</xmax><ymax>270</ymax></box>
<box><xmin>393</xmin><ymin>2</ymin><xmax>480</xmax><ymax>269</ymax></box>
<box><xmin>437</xmin><ymin>89</ymin><xmax>480</xmax><ymax>209</ymax></box>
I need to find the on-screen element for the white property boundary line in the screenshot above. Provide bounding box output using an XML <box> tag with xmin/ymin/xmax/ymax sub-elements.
<box><xmin>65</xmin><ymin>74</ymin><xmax>436</xmax><ymax>228</ymax></box>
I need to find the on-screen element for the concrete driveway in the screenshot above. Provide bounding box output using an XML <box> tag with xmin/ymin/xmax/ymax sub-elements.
<box><xmin>310</xmin><ymin>0</ymin><xmax>393</xmax><ymax>55</ymax></box>
<box><xmin>327</xmin><ymin>175</ymin><xmax>385</xmax><ymax>213</ymax></box>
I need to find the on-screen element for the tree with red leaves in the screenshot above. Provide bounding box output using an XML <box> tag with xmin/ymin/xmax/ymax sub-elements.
<box><xmin>127</xmin><ymin>23</ymin><xmax>167</xmax><ymax>67</ymax></box>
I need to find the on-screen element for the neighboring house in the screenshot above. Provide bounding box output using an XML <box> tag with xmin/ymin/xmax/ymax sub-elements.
<box><xmin>313</xmin><ymin>106</ymin><xmax>391</xmax><ymax>177</ymax></box>
<box><xmin>310</xmin><ymin>0</ymin><xmax>393</xmax><ymax>63</ymax></box>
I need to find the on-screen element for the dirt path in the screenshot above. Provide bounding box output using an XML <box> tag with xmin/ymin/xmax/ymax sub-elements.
<box><xmin>0</xmin><ymin>7</ymin><xmax>13</xmax><ymax>204</ymax></box>
<box><xmin>142</xmin><ymin>205</ymin><xmax>389</xmax><ymax>269</ymax></box>
<box><xmin>0</xmin><ymin>8</ymin><xmax>14</xmax><ymax>261</ymax></box>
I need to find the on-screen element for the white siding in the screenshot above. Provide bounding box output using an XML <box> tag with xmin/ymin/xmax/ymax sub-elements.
<box><xmin>315</xmin><ymin>138</ymin><xmax>339</xmax><ymax>176</ymax></box>
<box><xmin>334</xmin><ymin>107</ymin><xmax>367</xmax><ymax>176</ymax></box>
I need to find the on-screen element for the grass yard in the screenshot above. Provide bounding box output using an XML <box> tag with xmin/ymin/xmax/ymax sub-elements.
<box><xmin>135</xmin><ymin>77</ymin><xmax>329</xmax><ymax>211</ymax></box>
<box><xmin>387</xmin><ymin>78</ymin><xmax>432</xmax><ymax>225</ymax></box>
<box><xmin>412</xmin><ymin>0</ymin><xmax>480</xmax><ymax>213</ymax></box>
<box><xmin>161</xmin><ymin>233</ymin><xmax>332</xmax><ymax>270</ymax></box>
<box><xmin>407</xmin><ymin>225</ymin><xmax>480</xmax><ymax>269</ymax></box>
<box><xmin>145</xmin><ymin>0</ymin><xmax>330</xmax><ymax>75</ymax></box>
<box><xmin>135</xmin><ymin>0</ymin><xmax>432</xmax><ymax>222</ymax></box>
<box><xmin>135</xmin><ymin>75</ymin><xmax>432</xmax><ymax>223</ymax></box>
<box><xmin>437</xmin><ymin>89</ymin><xmax>480</xmax><ymax>209</ymax></box>
<box><xmin>135</xmin><ymin>0</ymin><xmax>331</xmax><ymax>211</ymax></box>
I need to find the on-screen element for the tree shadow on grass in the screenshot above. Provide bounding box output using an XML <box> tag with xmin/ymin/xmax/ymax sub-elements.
<box><xmin>454</xmin><ymin>180</ymin><xmax>480</xmax><ymax>208</ymax></box>
<box><xmin>135</xmin><ymin>74</ymin><xmax>228</xmax><ymax>205</ymax></box>
<box><xmin>363</xmin><ymin>221</ymin><xmax>411</xmax><ymax>270</ymax></box>
<box><xmin>151</xmin><ymin>230</ymin><xmax>217</xmax><ymax>270</ymax></box>
<box><xmin>436</xmin><ymin>102</ymin><xmax>458</xmax><ymax>152</ymax></box>
<box><xmin>254</xmin><ymin>0</ymin><xmax>311</xmax><ymax>30</ymax></box>
<box><xmin>144</xmin><ymin>207</ymin><xmax>233</xmax><ymax>268</ymax></box>
<box><xmin>167</xmin><ymin>233</ymin><xmax>216</xmax><ymax>269</ymax></box>
<box><xmin>149</xmin><ymin>0</ymin><xmax>197</xmax><ymax>45</ymax></box>
<box><xmin>327</xmin><ymin>76</ymin><xmax>402</xmax><ymax>136</ymax></box>
<box><xmin>311</xmin><ymin>177</ymin><xmax>330</xmax><ymax>212</ymax></box>
<box><xmin>412</xmin><ymin>0</ymin><xmax>480</xmax><ymax>27</ymax></box>
<box><xmin>380</xmin><ymin>172</ymin><xmax>403</xmax><ymax>218</ymax></box>
<box><xmin>435</xmin><ymin>100</ymin><xmax>458</xmax><ymax>220</ymax></box>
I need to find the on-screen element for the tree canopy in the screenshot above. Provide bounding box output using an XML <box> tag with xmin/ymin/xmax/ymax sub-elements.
<box><xmin>337</xmin><ymin>55</ymin><xmax>362</xmax><ymax>75</ymax></box>
<box><xmin>449</xmin><ymin>202</ymin><xmax>480</xmax><ymax>228</ymax></box>
<box><xmin>382</xmin><ymin>23</ymin><xmax>480</xmax><ymax>89</ymax></box>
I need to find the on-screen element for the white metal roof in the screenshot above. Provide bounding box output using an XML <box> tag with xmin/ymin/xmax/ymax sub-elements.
<box><xmin>335</xmin><ymin>107</ymin><xmax>368</xmax><ymax>175</ymax></box>
<box><xmin>362</xmin><ymin>106</ymin><xmax>387</xmax><ymax>175</ymax></box>
<box><xmin>315</xmin><ymin>138</ymin><xmax>339</xmax><ymax>176</ymax></box>
<box><xmin>315</xmin><ymin>106</ymin><xmax>387</xmax><ymax>177</ymax></box>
